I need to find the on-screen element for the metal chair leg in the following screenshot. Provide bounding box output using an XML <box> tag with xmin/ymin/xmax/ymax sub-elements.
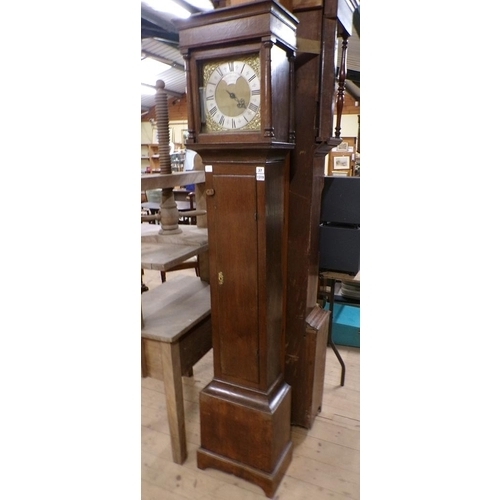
<box><xmin>326</xmin><ymin>276</ymin><xmax>346</xmax><ymax>386</ymax></box>
<box><xmin>330</xmin><ymin>341</ymin><xmax>346</xmax><ymax>386</ymax></box>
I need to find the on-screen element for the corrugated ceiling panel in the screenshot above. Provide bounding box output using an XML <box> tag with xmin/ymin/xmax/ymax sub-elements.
<box><xmin>142</xmin><ymin>38</ymin><xmax>185</xmax><ymax>67</ymax></box>
<box><xmin>141</xmin><ymin>38</ymin><xmax>187</xmax><ymax>110</ymax></box>
<box><xmin>346</xmin><ymin>31</ymin><xmax>360</xmax><ymax>73</ymax></box>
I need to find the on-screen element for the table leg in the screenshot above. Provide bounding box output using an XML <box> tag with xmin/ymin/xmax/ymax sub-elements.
<box><xmin>141</xmin><ymin>337</ymin><xmax>147</xmax><ymax>378</ymax></box>
<box><xmin>141</xmin><ymin>269</ymin><xmax>149</xmax><ymax>293</ymax></box>
<box><xmin>160</xmin><ymin>342</ymin><xmax>187</xmax><ymax>464</ymax></box>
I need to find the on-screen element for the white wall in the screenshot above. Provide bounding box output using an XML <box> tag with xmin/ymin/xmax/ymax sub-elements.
<box><xmin>141</xmin><ymin>120</ymin><xmax>188</xmax><ymax>148</ymax></box>
<box><xmin>333</xmin><ymin>114</ymin><xmax>359</xmax><ymax>138</ymax></box>
<box><xmin>141</xmin><ymin>121</ymin><xmax>155</xmax><ymax>144</ymax></box>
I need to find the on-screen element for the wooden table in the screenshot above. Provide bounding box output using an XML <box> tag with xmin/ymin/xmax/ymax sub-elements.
<box><xmin>141</xmin><ymin>201</ymin><xmax>193</xmax><ymax>212</ymax></box>
<box><xmin>142</xmin><ymin>242</ymin><xmax>205</xmax><ymax>272</ymax></box>
<box><xmin>141</xmin><ymin>201</ymin><xmax>160</xmax><ymax>212</ymax></box>
<box><xmin>141</xmin><ymin>224</ymin><xmax>211</xmax><ymax>464</ymax></box>
<box><xmin>141</xmin><ymin>275</ymin><xmax>212</xmax><ymax>465</ymax></box>
<box><xmin>141</xmin><ymin>224</ymin><xmax>208</xmax><ymax>272</ymax></box>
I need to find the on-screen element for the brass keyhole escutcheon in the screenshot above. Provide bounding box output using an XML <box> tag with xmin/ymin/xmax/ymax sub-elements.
<box><xmin>218</xmin><ymin>271</ymin><xmax>224</xmax><ymax>285</ymax></box>
<box><xmin>206</xmin><ymin>188</ymin><xmax>215</xmax><ymax>196</ymax></box>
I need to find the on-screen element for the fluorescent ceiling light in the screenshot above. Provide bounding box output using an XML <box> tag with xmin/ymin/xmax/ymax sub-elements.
<box><xmin>141</xmin><ymin>84</ymin><xmax>157</xmax><ymax>96</ymax></box>
<box><xmin>141</xmin><ymin>57</ymin><xmax>171</xmax><ymax>77</ymax></box>
<box><xmin>141</xmin><ymin>57</ymin><xmax>171</xmax><ymax>86</ymax></box>
<box><xmin>143</xmin><ymin>0</ymin><xmax>192</xmax><ymax>19</ymax></box>
<box><xmin>183</xmin><ymin>0</ymin><xmax>214</xmax><ymax>11</ymax></box>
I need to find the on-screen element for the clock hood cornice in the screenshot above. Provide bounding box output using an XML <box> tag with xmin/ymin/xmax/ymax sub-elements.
<box><xmin>176</xmin><ymin>0</ymin><xmax>298</xmax><ymax>53</ymax></box>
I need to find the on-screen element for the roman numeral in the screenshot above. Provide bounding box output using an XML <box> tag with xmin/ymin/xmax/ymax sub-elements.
<box><xmin>206</xmin><ymin>95</ymin><xmax>215</xmax><ymax>100</ymax></box>
<box><xmin>251</xmin><ymin>89</ymin><xmax>260</xmax><ymax>95</ymax></box>
<box><xmin>231</xmin><ymin>119</ymin><xmax>236</xmax><ymax>128</ymax></box>
<box><xmin>219</xmin><ymin>115</ymin><xmax>225</xmax><ymax>126</ymax></box>
<box><xmin>228</xmin><ymin>61</ymin><xmax>234</xmax><ymax>71</ymax></box>
<box><xmin>248</xmin><ymin>102</ymin><xmax>258</xmax><ymax>113</ymax></box>
<box><xmin>216</xmin><ymin>67</ymin><xmax>223</xmax><ymax>76</ymax></box>
<box><xmin>240</xmin><ymin>64</ymin><xmax>246</xmax><ymax>74</ymax></box>
<box><xmin>209</xmin><ymin>107</ymin><xmax>217</xmax><ymax>116</ymax></box>
<box><xmin>248</xmin><ymin>74</ymin><xmax>256</xmax><ymax>82</ymax></box>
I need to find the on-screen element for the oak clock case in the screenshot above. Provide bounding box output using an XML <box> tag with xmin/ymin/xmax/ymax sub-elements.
<box><xmin>177</xmin><ymin>1</ymin><xmax>298</xmax><ymax>497</ymax></box>
<box><xmin>201</xmin><ymin>55</ymin><xmax>261</xmax><ymax>133</ymax></box>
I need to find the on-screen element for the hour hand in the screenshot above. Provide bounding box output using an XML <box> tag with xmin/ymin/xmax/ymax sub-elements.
<box><xmin>226</xmin><ymin>89</ymin><xmax>246</xmax><ymax>109</ymax></box>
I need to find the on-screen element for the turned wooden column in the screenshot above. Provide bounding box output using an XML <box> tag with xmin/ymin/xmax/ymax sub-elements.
<box><xmin>155</xmin><ymin>79</ymin><xmax>181</xmax><ymax>235</ymax></box>
<box><xmin>334</xmin><ymin>32</ymin><xmax>349</xmax><ymax>139</ymax></box>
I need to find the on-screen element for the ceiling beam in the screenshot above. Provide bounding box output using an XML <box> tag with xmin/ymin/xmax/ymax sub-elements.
<box><xmin>345</xmin><ymin>80</ymin><xmax>360</xmax><ymax>101</ymax></box>
<box><xmin>141</xmin><ymin>20</ymin><xmax>179</xmax><ymax>43</ymax></box>
<box><xmin>141</xmin><ymin>49</ymin><xmax>185</xmax><ymax>72</ymax></box>
<box><xmin>141</xmin><ymin>5</ymin><xmax>179</xmax><ymax>35</ymax></box>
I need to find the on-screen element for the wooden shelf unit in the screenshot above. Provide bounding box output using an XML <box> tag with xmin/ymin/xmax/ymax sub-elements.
<box><xmin>141</xmin><ymin>143</ymin><xmax>160</xmax><ymax>171</ymax></box>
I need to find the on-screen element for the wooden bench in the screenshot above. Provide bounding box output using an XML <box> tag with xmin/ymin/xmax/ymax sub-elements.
<box><xmin>141</xmin><ymin>274</ymin><xmax>212</xmax><ymax>464</ymax></box>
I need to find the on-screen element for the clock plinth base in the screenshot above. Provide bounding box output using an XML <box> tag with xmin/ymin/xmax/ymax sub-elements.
<box><xmin>197</xmin><ymin>379</ymin><xmax>292</xmax><ymax>498</ymax></box>
<box><xmin>197</xmin><ymin>443</ymin><xmax>292</xmax><ymax>499</ymax></box>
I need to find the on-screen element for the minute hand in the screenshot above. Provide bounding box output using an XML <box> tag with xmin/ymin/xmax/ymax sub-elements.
<box><xmin>226</xmin><ymin>90</ymin><xmax>246</xmax><ymax>109</ymax></box>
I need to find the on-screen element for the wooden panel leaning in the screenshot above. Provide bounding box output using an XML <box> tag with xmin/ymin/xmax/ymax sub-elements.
<box><xmin>141</xmin><ymin>274</ymin><xmax>212</xmax><ymax>464</ymax></box>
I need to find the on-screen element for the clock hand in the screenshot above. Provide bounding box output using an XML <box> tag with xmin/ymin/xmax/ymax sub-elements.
<box><xmin>226</xmin><ymin>89</ymin><xmax>246</xmax><ymax>109</ymax></box>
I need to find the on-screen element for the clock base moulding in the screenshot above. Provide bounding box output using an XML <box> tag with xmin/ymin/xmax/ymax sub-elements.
<box><xmin>197</xmin><ymin>378</ymin><xmax>292</xmax><ymax>499</ymax></box>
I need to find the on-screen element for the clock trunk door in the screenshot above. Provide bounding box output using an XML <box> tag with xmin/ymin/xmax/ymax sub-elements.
<box><xmin>208</xmin><ymin>172</ymin><xmax>260</xmax><ymax>385</ymax></box>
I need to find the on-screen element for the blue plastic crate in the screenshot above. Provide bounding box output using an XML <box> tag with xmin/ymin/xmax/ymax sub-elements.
<box><xmin>329</xmin><ymin>303</ymin><xmax>360</xmax><ymax>347</ymax></box>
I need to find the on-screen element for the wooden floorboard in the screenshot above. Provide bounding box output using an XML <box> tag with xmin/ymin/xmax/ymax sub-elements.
<box><xmin>141</xmin><ymin>268</ymin><xmax>360</xmax><ymax>499</ymax></box>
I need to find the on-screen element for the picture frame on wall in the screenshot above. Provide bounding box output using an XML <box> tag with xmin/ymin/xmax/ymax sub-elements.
<box><xmin>337</xmin><ymin>141</ymin><xmax>349</xmax><ymax>152</ymax></box>
<box><xmin>333</xmin><ymin>156</ymin><xmax>350</xmax><ymax>170</ymax></box>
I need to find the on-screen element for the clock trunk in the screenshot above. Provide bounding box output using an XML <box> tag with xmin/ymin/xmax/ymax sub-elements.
<box><xmin>196</xmin><ymin>149</ymin><xmax>292</xmax><ymax>498</ymax></box>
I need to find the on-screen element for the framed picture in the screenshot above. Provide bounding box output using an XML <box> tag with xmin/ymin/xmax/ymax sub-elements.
<box><xmin>333</xmin><ymin>156</ymin><xmax>350</xmax><ymax>170</ymax></box>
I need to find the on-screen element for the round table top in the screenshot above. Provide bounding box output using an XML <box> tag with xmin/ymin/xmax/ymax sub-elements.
<box><xmin>141</xmin><ymin>201</ymin><xmax>193</xmax><ymax>211</ymax></box>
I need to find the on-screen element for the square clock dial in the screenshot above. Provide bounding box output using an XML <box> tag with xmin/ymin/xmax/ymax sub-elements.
<box><xmin>201</xmin><ymin>54</ymin><xmax>261</xmax><ymax>132</ymax></box>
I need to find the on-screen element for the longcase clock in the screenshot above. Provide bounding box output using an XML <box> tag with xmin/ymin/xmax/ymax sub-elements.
<box><xmin>178</xmin><ymin>1</ymin><xmax>298</xmax><ymax>497</ymax></box>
